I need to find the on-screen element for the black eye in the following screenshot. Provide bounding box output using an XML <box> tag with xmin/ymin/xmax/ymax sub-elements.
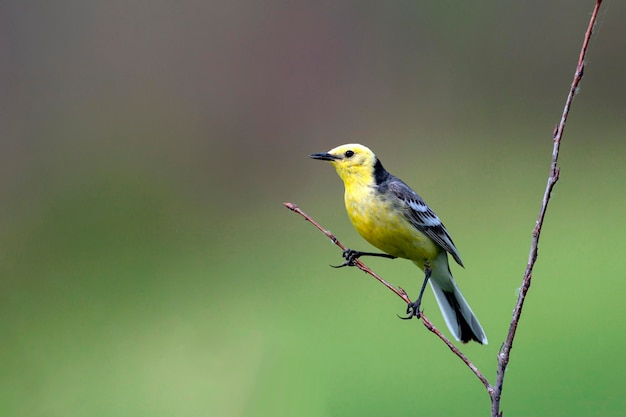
<box><xmin>345</xmin><ymin>150</ymin><xmax>354</xmax><ymax>158</ymax></box>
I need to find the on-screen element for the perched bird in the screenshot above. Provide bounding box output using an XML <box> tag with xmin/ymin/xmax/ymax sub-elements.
<box><xmin>310</xmin><ymin>144</ymin><xmax>487</xmax><ymax>344</ymax></box>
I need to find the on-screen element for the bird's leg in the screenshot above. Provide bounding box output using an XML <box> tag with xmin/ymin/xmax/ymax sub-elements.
<box><xmin>400</xmin><ymin>261</ymin><xmax>432</xmax><ymax>319</ymax></box>
<box><xmin>330</xmin><ymin>248</ymin><xmax>397</xmax><ymax>268</ymax></box>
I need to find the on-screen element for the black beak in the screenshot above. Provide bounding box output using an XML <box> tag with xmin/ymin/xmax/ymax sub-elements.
<box><xmin>310</xmin><ymin>152</ymin><xmax>340</xmax><ymax>161</ymax></box>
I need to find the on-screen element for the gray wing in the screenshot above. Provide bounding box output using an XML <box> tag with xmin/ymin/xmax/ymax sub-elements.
<box><xmin>386</xmin><ymin>177</ymin><xmax>464</xmax><ymax>267</ymax></box>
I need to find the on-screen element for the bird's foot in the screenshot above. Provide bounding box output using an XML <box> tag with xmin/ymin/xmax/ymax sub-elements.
<box><xmin>330</xmin><ymin>249</ymin><xmax>361</xmax><ymax>268</ymax></box>
<box><xmin>398</xmin><ymin>301</ymin><xmax>422</xmax><ymax>320</ymax></box>
<box><xmin>330</xmin><ymin>249</ymin><xmax>397</xmax><ymax>268</ymax></box>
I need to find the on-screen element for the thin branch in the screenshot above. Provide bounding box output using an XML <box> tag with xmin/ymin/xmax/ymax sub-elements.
<box><xmin>283</xmin><ymin>202</ymin><xmax>492</xmax><ymax>393</ymax></box>
<box><xmin>283</xmin><ymin>202</ymin><xmax>407</xmax><ymax>300</ymax></box>
<box><xmin>490</xmin><ymin>1</ymin><xmax>603</xmax><ymax>416</ymax></box>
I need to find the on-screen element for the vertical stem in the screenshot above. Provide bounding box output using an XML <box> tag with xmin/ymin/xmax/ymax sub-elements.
<box><xmin>490</xmin><ymin>2</ymin><xmax>603</xmax><ymax>416</ymax></box>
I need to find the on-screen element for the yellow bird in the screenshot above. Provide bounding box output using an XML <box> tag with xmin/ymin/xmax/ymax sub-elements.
<box><xmin>311</xmin><ymin>144</ymin><xmax>487</xmax><ymax>344</ymax></box>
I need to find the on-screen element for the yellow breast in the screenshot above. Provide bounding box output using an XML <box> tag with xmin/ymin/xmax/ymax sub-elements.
<box><xmin>344</xmin><ymin>185</ymin><xmax>440</xmax><ymax>263</ymax></box>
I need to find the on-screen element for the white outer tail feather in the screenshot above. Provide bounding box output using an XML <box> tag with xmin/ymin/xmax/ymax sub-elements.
<box><xmin>426</xmin><ymin>254</ymin><xmax>488</xmax><ymax>344</ymax></box>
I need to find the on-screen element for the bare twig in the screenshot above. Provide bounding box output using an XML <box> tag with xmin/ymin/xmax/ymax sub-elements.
<box><xmin>283</xmin><ymin>202</ymin><xmax>492</xmax><ymax>393</ymax></box>
<box><xmin>283</xmin><ymin>202</ymin><xmax>407</xmax><ymax>300</ymax></box>
<box><xmin>490</xmin><ymin>2</ymin><xmax>603</xmax><ymax>416</ymax></box>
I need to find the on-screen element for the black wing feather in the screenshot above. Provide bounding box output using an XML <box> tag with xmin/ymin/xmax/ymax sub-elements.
<box><xmin>385</xmin><ymin>177</ymin><xmax>464</xmax><ymax>267</ymax></box>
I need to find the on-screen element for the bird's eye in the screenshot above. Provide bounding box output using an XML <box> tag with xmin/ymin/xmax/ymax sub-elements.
<box><xmin>345</xmin><ymin>150</ymin><xmax>354</xmax><ymax>158</ymax></box>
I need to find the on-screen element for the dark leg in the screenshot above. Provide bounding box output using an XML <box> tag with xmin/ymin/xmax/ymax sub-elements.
<box><xmin>400</xmin><ymin>262</ymin><xmax>432</xmax><ymax>319</ymax></box>
<box><xmin>331</xmin><ymin>248</ymin><xmax>397</xmax><ymax>268</ymax></box>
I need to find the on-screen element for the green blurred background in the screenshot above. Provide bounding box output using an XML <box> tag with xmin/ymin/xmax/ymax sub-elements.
<box><xmin>2</xmin><ymin>1</ymin><xmax>625</xmax><ymax>416</ymax></box>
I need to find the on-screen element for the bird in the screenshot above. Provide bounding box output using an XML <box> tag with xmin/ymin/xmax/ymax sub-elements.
<box><xmin>310</xmin><ymin>143</ymin><xmax>487</xmax><ymax>344</ymax></box>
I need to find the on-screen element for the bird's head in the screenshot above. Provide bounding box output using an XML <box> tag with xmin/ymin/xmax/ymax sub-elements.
<box><xmin>310</xmin><ymin>144</ymin><xmax>380</xmax><ymax>184</ymax></box>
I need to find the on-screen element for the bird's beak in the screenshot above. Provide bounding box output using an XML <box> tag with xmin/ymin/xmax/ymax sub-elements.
<box><xmin>310</xmin><ymin>152</ymin><xmax>340</xmax><ymax>161</ymax></box>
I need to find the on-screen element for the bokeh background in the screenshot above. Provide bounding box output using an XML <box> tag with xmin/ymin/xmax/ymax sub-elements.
<box><xmin>2</xmin><ymin>1</ymin><xmax>625</xmax><ymax>416</ymax></box>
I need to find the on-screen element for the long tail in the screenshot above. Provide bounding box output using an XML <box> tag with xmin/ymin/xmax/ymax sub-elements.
<box><xmin>424</xmin><ymin>254</ymin><xmax>488</xmax><ymax>344</ymax></box>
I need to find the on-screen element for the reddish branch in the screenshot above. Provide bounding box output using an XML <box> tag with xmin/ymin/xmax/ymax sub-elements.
<box><xmin>490</xmin><ymin>1</ymin><xmax>602</xmax><ymax>416</ymax></box>
<box><xmin>283</xmin><ymin>202</ymin><xmax>492</xmax><ymax>393</ymax></box>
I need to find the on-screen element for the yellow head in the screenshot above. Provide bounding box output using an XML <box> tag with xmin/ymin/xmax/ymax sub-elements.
<box><xmin>310</xmin><ymin>144</ymin><xmax>381</xmax><ymax>185</ymax></box>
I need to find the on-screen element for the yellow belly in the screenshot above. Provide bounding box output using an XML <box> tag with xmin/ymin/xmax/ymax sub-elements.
<box><xmin>344</xmin><ymin>188</ymin><xmax>440</xmax><ymax>264</ymax></box>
